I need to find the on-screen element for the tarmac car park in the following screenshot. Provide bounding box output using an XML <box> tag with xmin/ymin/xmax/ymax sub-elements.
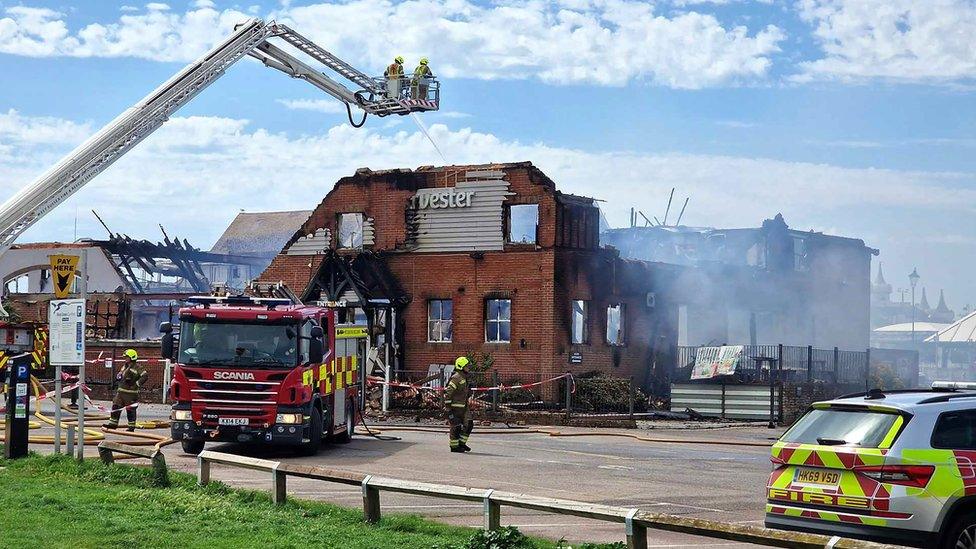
<box><xmin>766</xmin><ymin>382</ymin><xmax>976</xmax><ymax>548</ymax></box>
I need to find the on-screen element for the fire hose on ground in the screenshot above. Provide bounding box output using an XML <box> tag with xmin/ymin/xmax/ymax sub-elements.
<box><xmin>0</xmin><ymin>375</ymin><xmax>174</xmax><ymax>452</ymax></box>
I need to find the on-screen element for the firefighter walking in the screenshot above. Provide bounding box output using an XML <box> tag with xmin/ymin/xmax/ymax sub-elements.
<box><xmin>103</xmin><ymin>349</ymin><xmax>148</xmax><ymax>431</ymax></box>
<box><xmin>444</xmin><ymin>356</ymin><xmax>474</xmax><ymax>453</ymax></box>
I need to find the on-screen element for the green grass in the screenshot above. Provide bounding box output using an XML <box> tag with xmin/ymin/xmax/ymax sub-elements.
<box><xmin>0</xmin><ymin>450</ymin><xmax>522</xmax><ymax>549</ymax></box>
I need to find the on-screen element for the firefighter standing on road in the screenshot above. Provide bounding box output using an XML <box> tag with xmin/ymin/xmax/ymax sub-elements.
<box><xmin>103</xmin><ymin>349</ymin><xmax>148</xmax><ymax>431</ymax></box>
<box><xmin>444</xmin><ymin>356</ymin><xmax>474</xmax><ymax>453</ymax></box>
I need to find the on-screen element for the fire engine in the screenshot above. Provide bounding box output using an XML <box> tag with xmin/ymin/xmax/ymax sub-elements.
<box><xmin>162</xmin><ymin>296</ymin><xmax>367</xmax><ymax>455</ymax></box>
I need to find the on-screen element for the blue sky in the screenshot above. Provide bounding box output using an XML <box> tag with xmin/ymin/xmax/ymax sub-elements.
<box><xmin>0</xmin><ymin>0</ymin><xmax>974</xmax><ymax>313</ymax></box>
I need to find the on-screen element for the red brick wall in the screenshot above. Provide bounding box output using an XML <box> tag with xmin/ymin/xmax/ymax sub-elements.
<box><xmin>257</xmin><ymin>163</ymin><xmax>673</xmax><ymax>397</ymax></box>
<box><xmin>83</xmin><ymin>341</ymin><xmax>166</xmax><ymax>402</ymax></box>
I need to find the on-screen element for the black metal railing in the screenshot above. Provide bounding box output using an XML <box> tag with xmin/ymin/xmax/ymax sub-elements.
<box><xmin>674</xmin><ymin>344</ymin><xmax>919</xmax><ymax>389</ymax></box>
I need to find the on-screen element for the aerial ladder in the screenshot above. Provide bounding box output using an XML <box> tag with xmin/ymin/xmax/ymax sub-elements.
<box><xmin>0</xmin><ymin>18</ymin><xmax>439</xmax><ymax>311</ymax></box>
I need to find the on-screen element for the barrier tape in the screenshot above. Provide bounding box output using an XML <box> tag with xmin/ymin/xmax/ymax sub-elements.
<box><xmin>0</xmin><ymin>381</ymin><xmax>83</xmax><ymax>413</ymax></box>
<box><xmin>366</xmin><ymin>373</ymin><xmax>575</xmax><ymax>394</ymax></box>
<box><xmin>1</xmin><ymin>381</ymin><xmax>139</xmax><ymax>415</ymax></box>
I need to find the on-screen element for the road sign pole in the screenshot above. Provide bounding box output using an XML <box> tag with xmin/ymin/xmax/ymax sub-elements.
<box><xmin>76</xmin><ymin>249</ymin><xmax>87</xmax><ymax>460</ymax></box>
<box><xmin>54</xmin><ymin>364</ymin><xmax>62</xmax><ymax>453</ymax></box>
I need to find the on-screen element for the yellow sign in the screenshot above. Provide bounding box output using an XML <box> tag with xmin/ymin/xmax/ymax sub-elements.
<box><xmin>335</xmin><ymin>326</ymin><xmax>368</xmax><ymax>339</ymax></box>
<box><xmin>49</xmin><ymin>254</ymin><xmax>80</xmax><ymax>298</ymax></box>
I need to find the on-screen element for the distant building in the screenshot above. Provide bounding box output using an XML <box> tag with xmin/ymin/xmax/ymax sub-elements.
<box><xmin>204</xmin><ymin>210</ymin><xmax>311</xmax><ymax>291</ymax></box>
<box><xmin>925</xmin><ymin>311</ymin><xmax>976</xmax><ymax>381</ymax></box>
<box><xmin>601</xmin><ymin>214</ymin><xmax>877</xmax><ymax>350</ymax></box>
<box><xmin>870</xmin><ymin>263</ymin><xmax>956</xmax><ymax>328</ymax></box>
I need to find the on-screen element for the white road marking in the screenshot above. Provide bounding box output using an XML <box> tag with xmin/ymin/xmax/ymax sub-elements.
<box><xmin>597</xmin><ymin>464</ymin><xmax>635</xmax><ymax>471</ymax></box>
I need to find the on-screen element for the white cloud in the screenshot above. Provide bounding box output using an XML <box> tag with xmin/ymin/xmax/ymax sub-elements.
<box><xmin>2</xmin><ymin>111</ymin><xmax>974</xmax><ymax>252</ymax></box>
<box><xmin>0</xmin><ymin>1</ymin><xmax>786</xmax><ymax>88</ymax></box>
<box><xmin>276</xmin><ymin>98</ymin><xmax>359</xmax><ymax>114</ymax></box>
<box><xmin>715</xmin><ymin>119</ymin><xmax>757</xmax><ymax>128</ymax></box>
<box><xmin>145</xmin><ymin>3</ymin><xmax>171</xmax><ymax>11</ymax></box>
<box><xmin>192</xmin><ymin>0</ymin><xmax>216</xmax><ymax>8</ymax></box>
<box><xmin>0</xmin><ymin>109</ymin><xmax>91</xmax><ymax>145</ymax></box>
<box><xmin>797</xmin><ymin>0</ymin><xmax>976</xmax><ymax>83</ymax></box>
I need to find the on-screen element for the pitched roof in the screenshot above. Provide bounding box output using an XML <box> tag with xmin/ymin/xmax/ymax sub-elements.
<box><xmin>210</xmin><ymin>210</ymin><xmax>311</xmax><ymax>256</ymax></box>
<box><xmin>927</xmin><ymin>311</ymin><xmax>976</xmax><ymax>343</ymax></box>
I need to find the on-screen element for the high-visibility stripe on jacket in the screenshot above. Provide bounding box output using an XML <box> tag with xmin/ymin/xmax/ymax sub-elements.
<box><xmin>444</xmin><ymin>371</ymin><xmax>470</xmax><ymax>410</ymax></box>
<box><xmin>385</xmin><ymin>63</ymin><xmax>403</xmax><ymax>78</ymax></box>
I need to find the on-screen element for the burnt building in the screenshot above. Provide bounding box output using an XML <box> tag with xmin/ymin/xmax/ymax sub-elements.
<box><xmin>259</xmin><ymin>163</ymin><xmax>684</xmax><ymax>391</ymax></box>
<box><xmin>602</xmin><ymin>214</ymin><xmax>877</xmax><ymax>350</ymax></box>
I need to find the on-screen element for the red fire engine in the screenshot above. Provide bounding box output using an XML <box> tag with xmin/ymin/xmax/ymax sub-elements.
<box><xmin>162</xmin><ymin>296</ymin><xmax>365</xmax><ymax>455</ymax></box>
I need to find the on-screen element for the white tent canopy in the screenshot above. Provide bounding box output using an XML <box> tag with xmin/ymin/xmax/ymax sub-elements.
<box><xmin>927</xmin><ymin>311</ymin><xmax>976</xmax><ymax>343</ymax></box>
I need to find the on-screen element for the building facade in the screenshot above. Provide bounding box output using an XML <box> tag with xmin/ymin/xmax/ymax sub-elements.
<box><xmin>602</xmin><ymin>214</ymin><xmax>877</xmax><ymax>350</ymax></box>
<box><xmin>259</xmin><ymin>163</ymin><xmax>683</xmax><ymax>392</ymax></box>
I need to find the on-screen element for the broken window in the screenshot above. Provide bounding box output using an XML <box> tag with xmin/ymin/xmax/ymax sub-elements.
<box><xmin>606</xmin><ymin>303</ymin><xmax>625</xmax><ymax>346</ymax></box>
<box><xmin>337</xmin><ymin>213</ymin><xmax>364</xmax><ymax>249</ymax></box>
<box><xmin>428</xmin><ymin>299</ymin><xmax>453</xmax><ymax>342</ymax></box>
<box><xmin>5</xmin><ymin>273</ymin><xmax>29</xmax><ymax>294</ymax></box>
<box><xmin>486</xmin><ymin>299</ymin><xmax>511</xmax><ymax>343</ymax></box>
<box><xmin>508</xmin><ymin>204</ymin><xmax>538</xmax><ymax>244</ymax></box>
<box><xmin>793</xmin><ymin>237</ymin><xmax>808</xmax><ymax>272</ymax></box>
<box><xmin>571</xmin><ymin>300</ymin><xmax>588</xmax><ymax>344</ymax></box>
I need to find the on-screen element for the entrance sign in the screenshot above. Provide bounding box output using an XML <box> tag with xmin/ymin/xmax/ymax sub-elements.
<box><xmin>49</xmin><ymin>254</ymin><xmax>80</xmax><ymax>298</ymax></box>
<box><xmin>408</xmin><ymin>188</ymin><xmax>475</xmax><ymax>209</ymax></box>
<box><xmin>691</xmin><ymin>345</ymin><xmax>744</xmax><ymax>380</ymax></box>
<box><xmin>48</xmin><ymin>298</ymin><xmax>86</xmax><ymax>365</ymax></box>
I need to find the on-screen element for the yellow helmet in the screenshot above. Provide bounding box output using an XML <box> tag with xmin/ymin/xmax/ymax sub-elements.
<box><xmin>395</xmin><ymin>55</ymin><xmax>404</xmax><ymax>64</ymax></box>
<box><xmin>124</xmin><ymin>349</ymin><xmax>138</xmax><ymax>361</ymax></box>
<box><xmin>420</xmin><ymin>57</ymin><xmax>428</xmax><ymax>65</ymax></box>
<box><xmin>454</xmin><ymin>356</ymin><xmax>469</xmax><ymax>370</ymax></box>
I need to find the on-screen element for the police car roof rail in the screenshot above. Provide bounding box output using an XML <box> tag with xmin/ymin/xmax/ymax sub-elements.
<box><xmin>185</xmin><ymin>295</ymin><xmax>292</xmax><ymax>309</ymax></box>
<box><xmin>918</xmin><ymin>393</ymin><xmax>976</xmax><ymax>405</ymax></box>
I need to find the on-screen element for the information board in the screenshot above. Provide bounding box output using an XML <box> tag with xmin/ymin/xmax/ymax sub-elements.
<box><xmin>48</xmin><ymin>298</ymin><xmax>86</xmax><ymax>365</ymax></box>
<box><xmin>690</xmin><ymin>345</ymin><xmax>744</xmax><ymax>380</ymax></box>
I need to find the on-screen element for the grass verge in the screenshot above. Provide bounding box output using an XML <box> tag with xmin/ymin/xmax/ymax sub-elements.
<box><xmin>0</xmin><ymin>450</ymin><xmax>515</xmax><ymax>549</ymax></box>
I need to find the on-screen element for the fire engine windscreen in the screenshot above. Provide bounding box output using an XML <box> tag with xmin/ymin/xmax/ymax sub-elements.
<box><xmin>178</xmin><ymin>318</ymin><xmax>299</xmax><ymax>367</ymax></box>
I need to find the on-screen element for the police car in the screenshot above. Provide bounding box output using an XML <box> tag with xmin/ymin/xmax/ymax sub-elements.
<box><xmin>766</xmin><ymin>382</ymin><xmax>976</xmax><ymax>548</ymax></box>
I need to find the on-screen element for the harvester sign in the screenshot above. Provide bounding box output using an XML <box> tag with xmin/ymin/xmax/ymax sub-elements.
<box><xmin>48</xmin><ymin>254</ymin><xmax>79</xmax><ymax>298</ymax></box>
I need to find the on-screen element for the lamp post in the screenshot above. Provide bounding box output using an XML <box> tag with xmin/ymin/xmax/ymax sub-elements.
<box><xmin>909</xmin><ymin>268</ymin><xmax>920</xmax><ymax>344</ymax></box>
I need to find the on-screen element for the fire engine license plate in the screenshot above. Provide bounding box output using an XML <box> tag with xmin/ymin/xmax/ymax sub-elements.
<box><xmin>218</xmin><ymin>417</ymin><xmax>249</xmax><ymax>426</ymax></box>
<box><xmin>793</xmin><ymin>468</ymin><xmax>841</xmax><ymax>488</ymax></box>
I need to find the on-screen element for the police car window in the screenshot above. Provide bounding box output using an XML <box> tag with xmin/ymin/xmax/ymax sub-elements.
<box><xmin>781</xmin><ymin>408</ymin><xmax>900</xmax><ymax>448</ymax></box>
<box><xmin>932</xmin><ymin>410</ymin><xmax>976</xmax><ymax>450</ymax></box>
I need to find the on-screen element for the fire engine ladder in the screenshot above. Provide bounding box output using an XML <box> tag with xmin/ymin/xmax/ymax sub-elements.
<box><xmin>0</xmin><ymin>18</ymin><xmax>440</xmax><ymax>314</ymax></box>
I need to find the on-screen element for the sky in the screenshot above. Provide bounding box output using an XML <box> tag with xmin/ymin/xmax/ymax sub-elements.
<box><xmin>0</xmin><ymin>0</ymin><xmax>974</xmax><ymax>311</ymax></box>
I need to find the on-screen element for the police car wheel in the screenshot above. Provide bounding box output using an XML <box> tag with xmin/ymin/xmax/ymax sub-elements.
<box><xmin>944</xmin><ymin>510</ymin><xmax>976</xmax><ymax>549</ymax></box>
<box><xmin>181</xmin><ymin>439</ymin><xmax>204</xmax><ymax>455</ymax></box>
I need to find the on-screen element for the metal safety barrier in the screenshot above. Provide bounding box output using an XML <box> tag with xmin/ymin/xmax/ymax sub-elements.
<box><xmin>196</xmin><ymin>450</ymin><xmax>907</xmax><ymax>549</ymax></box>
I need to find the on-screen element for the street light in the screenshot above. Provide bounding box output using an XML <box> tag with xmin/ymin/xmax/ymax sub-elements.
<box><xmin>909</xmin><ymin>268</ymin><xmax>920</xmax><ymax>343</ymax></box>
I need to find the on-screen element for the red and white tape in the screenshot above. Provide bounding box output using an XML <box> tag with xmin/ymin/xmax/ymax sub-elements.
<box><xmin>366</xmin><ymin>373</ymin><xmax>575</xmax><ymax>394</ymax></box>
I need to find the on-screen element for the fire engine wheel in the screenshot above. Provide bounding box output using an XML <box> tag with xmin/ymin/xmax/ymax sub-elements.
<box><xmin>298</xmin><ymin>407</ymin><xmax>323</xmax><ymax>456</ymax></box>
<box><xmin>944</xmin><ymin>510</ymin><xmax>976</xmax><ymax>549</ymax></box>
<box><xmin>181</xmin><ymin>439</ymin><xmax>205</xmax><ymax>455</ymax></box>
<box><xmin>334</xmin><ymin>399</ymin><xmax>356</xmax><ymax>443</ymax></box>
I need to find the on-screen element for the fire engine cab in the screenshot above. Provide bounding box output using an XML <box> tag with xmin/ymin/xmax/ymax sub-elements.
<box><xmin>161</xmin><ymin>296</ymin><xmax>365</xmax><ymax>455</ymax></box>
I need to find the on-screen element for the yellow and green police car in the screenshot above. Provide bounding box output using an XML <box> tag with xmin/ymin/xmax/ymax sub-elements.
<box><xmin>766</xmin><ymin>383</ymin><xmax>976</xmax><ymax>548</ymax></box>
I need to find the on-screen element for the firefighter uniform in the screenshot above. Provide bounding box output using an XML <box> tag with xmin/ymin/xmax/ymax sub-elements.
<box><xmin>444</xmin><ymin>356</ymin><xmax>473</xmax><ymax>453</ymax></box>
<box><xmin>385</xmin><ymin>56</ymin><xmax>405</xmax><ymax>99</ymax></box>
<box><xmin>104</xmin><ymin>349</ymin><xmax>148</xmax><ymax>431</ymax></box>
